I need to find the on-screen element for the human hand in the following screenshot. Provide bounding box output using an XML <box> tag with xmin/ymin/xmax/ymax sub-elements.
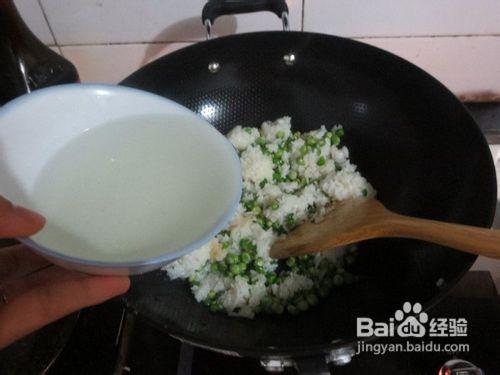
<box><xmin>0</xmin><ymin>196</ymin><xmax>130</xmax><ymax>349</ymax></box>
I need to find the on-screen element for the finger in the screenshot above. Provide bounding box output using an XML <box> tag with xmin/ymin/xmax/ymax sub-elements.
<box><xmin>0</xmin><ymin>275</ymin><xmax>130</xmax><ymax>349</ymax></box>
<box><xmin>2</xmin><ymin>266</ymin><xmax>87</xmax><ymax>301</ymax></box>
<box><xmin>0</xmin><ymin>196</ymin><xmax>45</xmax><ymax>238</ymax></box>
<box><xmin>0</xmin><ymin>244</ymin><xmax>50</xmax><ymax>283</ymax></box>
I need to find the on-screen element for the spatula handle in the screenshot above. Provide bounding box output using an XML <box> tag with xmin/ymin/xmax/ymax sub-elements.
<box><xmin>390</xmin><ymin>215</ymin><xmax>500</xmax><ymax>259</ymax></box>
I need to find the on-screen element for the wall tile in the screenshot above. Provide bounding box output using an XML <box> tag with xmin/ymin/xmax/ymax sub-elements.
<box><xmin>42</xmin><ymin>0</ymin><xmax>301</xmax><ymax>45</ymax></box>
<box><xmin>60</xmin><ymin>43</ymin><xmax>190</xmax><ymax>83</ymax></box>
<box><xmin>358</xmin><ymin>36</ymin><xmax>500</xmax><ymax>101</ymax></box>
<box><xmin>14</xmin><ymin>0</ymin><xmax>55</xmax><ymax>44</ymax></box>
<box><xmin>304</xmin><ymin>0</ymin><xmax>500</xmax><ymax>38</ymax></box>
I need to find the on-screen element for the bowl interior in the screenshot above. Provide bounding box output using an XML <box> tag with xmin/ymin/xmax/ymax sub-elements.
<box><xmin>0</xmin><ymin>84</ymin><xmax>241</xmax><ymax>267</ymax></box>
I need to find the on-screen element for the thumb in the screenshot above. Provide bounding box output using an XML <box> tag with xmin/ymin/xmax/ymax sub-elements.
<box><xmin>0</xmin><ymin>196</ymin><xmax>45</xmax><ymax>238</ymax></box>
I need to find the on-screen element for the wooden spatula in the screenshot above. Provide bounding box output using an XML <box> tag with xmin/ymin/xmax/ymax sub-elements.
<box><xmin>270</xmin><ymin>198</ymin><xmax>500</xmax><ymax>259</ymax></box>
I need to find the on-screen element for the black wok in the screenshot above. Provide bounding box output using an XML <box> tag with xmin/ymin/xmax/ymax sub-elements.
<box><xmin>121</xmin><ymin>0</ymin><xmax>496</xmax><ymax>361</ymax></box>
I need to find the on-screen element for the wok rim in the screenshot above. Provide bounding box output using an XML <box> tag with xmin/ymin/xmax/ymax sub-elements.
<box><xmin>121</xmin><ymin>30</ymin><xmax>497</xmax><ymax>358</ymax></box>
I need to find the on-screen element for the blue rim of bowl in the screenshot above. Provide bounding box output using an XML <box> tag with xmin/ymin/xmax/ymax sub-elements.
<box><xmin>3</xmin><ymin>83</ymin><xmax>243</xmax><ymax>268</ymax></box>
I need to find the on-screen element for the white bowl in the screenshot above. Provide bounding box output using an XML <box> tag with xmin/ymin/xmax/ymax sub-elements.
<box><xmin>0</xmin><ymin>84</ymin><xmax>241</xmax><ymax>275</ymax></box>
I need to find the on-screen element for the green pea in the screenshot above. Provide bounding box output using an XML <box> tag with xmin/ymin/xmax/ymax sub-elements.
<box><xmin>230</xmin><ymin>264</ymin><xmax>242</xmax><ymax>275</ymax></box>
<box><xmin>221</xmin><ymin>241</ymin><xmax>231</xmax><ymax>249</ymax></box>
<box><xmin>323</xmin><ymin>277</ymin><xmax>333</xmax><ymax>288</ymax></box>
<box><xmin>306</xmin><ymin>293</ymin><xmax>319</xmax><ymax>306</ymax></box>
<box><xmin>316</xmin><ymin>156</ymin><xmax>326</xmax><ymax>166</ymax></box>
<box><xmin>287</xmin><ymin>304</ymin><xmax>299</xmax><ymax>315</ymax></box>
<box><xmin>297</xmin><ymin>299</ymin><xmax>309</xmax><ymax>311</ymax></box>
<box><xmin>218</xmin><ymin>262</ymin><xmax>228</xmax><ymax>274</ymax></box>
<box><xmin>256</xmin><ymin>216</ymin><xmax>269</xmax><ymax>230</ymax></box>
<box><xmin>318</xmin><ymin>139</ymin><xmax>326</xmax><ymax>147</ymax></box>
<box><xmin>271</xmin><ymin>201</ymin><xmax>279</xmax><ymax>210</ymax></box>
<box><xmin>286</xmin><ymin>257</ymin><xmax>296</xmax><ymax>267</ymax></box>
<box><xmin>345</xmin><ymin>254</ymin><xmax>355</xmax><ymax>265</ymax></box>
<box><xmin>293</xmin><ymin>131</ymin><xmax>301</xmax><ymax>139</ymax></box>
<box><xmin>299</xmin><ymin>145</ymin><xmax>308</xmax><ymax>155</ymax></box>
<box><xmin>343</xmin><ymin>272</ymin><xmax>354</xmax><ymax>284</ymax></box>
<box><xmin>253</xmin><ymin>205</ymin><xmax>262</xmax><ymax>215</ymax></box>
<box><xmin>335</xmin><ymin>128</ymin><xmax>345</xmax><ymax>137</ymax></box>
<box><xmin>297</xmin><ymin>157</ymin><xmax>305</xmax><ymax>166</ymax></box>
<box><xmin>256</xmin><ymin>137</ymin><xmax>266</xmax><ymax>146</ymax></box>
<box><xmin>210</xmin><ymin>303</ymin><xmax>222</xmax><ymax>313</ymax></box>
<box><xmin>188</xmin><ymin>275</ymin><xmax>199</xmax><ymax>286</ymax></box>
<box><xmin>273</xmin><ymin>171</ymin><xmax>282</xmax><ymax>182</ymax></box>
<box><xmin>333</xmin><ymin>274</ymin><xmax>344</xmax><ymax>286</ymax></box>
<box><xmin>255</xmin><ymin>265</ymin><xmax>265</xmax><ymax>274</ymax></box>
<box><xmin>288</xmin><ymin>170</ymin><xmax>298</xmax><ymax>181</ymax></box>
<box><xmin>266</xmin><ymin>272</ymin><xmax>278</xmax><ymax>285</ymax></box>
<box><xmin>210</xmin><ymin>262</ymin><xmax>219</xmax><ymax>273</ymax></box>
<box><xmin>276</xmin><ymin>130</ymin><xmax>285</xmax><ymax>139</ymax></box>
<box><xmin>318</xmin><ymin>286</ymin><xmax>330</xmax><ymax>298</ymax></box>
<box><xmin>240</xmin><ymin>238</ymin><xmax>257</xmax><ymax>251</ymax></box>
<box><xmin>272</xmin><ymin>155</ymin><xmax>283</xmax><ymax>165</ymax></box>
<box><xmin>254</xmin><ymin>257</ymin><xmax>264</xmax><ymax>268</ymax></box>
<box><xmin>331</xmin><ymin>134</ymin><xmax>340</xmax><ymax>146</ymax></box>
<box><xmin>244</xmin><ymin>127</ymin><xmax>253</xmax><ymax>134</ymax></box>
<box><xmin>306</xmin><ymin>136</ymin><xmax>317</xmax><ymax>146</ymax></box>
<box><xmin>272</xmin><ymin>302</ymin><xmax>284</xmax><ymax>314</ymax></box>
<box><xmin>325</xmin><ymin>131</ymin><xmax>333</xmax><ymax>139</ymax></box>
<box><xmin>226</xmin><ymin>253</ymin><xmax>238</xmax><ymax>265</ymax></box>
<box><xmin>208</xmin><ymin>290</ymin><xmax>216</xmax><ymax>299</ymax></box>
<box><xmin>240</xmin><ymin>252</ymin><xmax>252</xmax><ymax>264</ymax></box>
<box><xmin>275</xmin><ymin>148</ymin><xmax>284</xmax><ymax>158</ymax></box>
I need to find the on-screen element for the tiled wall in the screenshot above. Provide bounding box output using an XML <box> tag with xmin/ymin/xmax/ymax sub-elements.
<box><xmin>14</xmin><ymin>0</ymin><xmax>500</xmax><ymax>101</ymax></box>
<box><xmin>13</xmin><ymin>1</ymin><xmax>500</xmax><ymax>289</ymax></box>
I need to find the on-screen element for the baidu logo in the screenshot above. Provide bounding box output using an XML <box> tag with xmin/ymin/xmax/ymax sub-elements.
<box><xmin>356</xmin><ymin>302</ymin><xmax>464</xmax><ymax>338</ymax></box>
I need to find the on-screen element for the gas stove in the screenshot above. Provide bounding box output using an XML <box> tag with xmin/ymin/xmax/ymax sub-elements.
<box><xmin>1</xmin><ymin>103</ymin><xmax>500</xmax><ymax>375</ymax></box>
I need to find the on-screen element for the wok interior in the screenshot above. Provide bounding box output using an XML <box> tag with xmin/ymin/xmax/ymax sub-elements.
<box><xmin>123</xmin><ymin>32</ymin><xmax>496</xmax><ymax>356</ymax></box>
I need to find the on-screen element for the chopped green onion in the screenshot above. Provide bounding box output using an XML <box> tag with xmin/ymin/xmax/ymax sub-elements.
<box><xmin>316</xmin><ymin>156</ymin><xmax>326</xmax><ymax>166</ymax></box>
<box><xmin>271</xmin><ymin>201</ymin><xmax>279</xmax><ymax>210</ymax></box>
<box><xmin>362</xmin><ymin>188</ymin><xmax>368</xmax><ymax>197</ymax></box>
<box><xmin>299</xmin><ymin>145</ymin><xmax>308</xmax><ymax>155</ymax></box>
<box><xmin>208</xmin><ymin>290</ymin><xmax>216</xmax><ymax>299</ymax></box>
<box><xmin>259</xmin><ymin>178</ymin><xmax>268</xmax><ymax>188</ymax></box>
<box><xmin>335</xmin><ymin>128</ymin><xmax>344</xmax><ymax>137</ymax></box>
<box><xmin>276</xmin><ymin>130</ymin><xmax>285</xmax><ymax>139</ymax></box>
<box><xmin>244</xmin><ymin>127</ymin><xmax>253</xmax><ymax>134</ymax></box>
<box><xmin>266</xmin><ymin>272</ymin><xmax>278</xmax><ymax>285</ymax></box>
<box><xmin>297</xmin><ymin>157</ymin><xmax>305</xmax><ymax>166</ymax></box>
<box><xmin>273</xmin><ymin>171</ymin><xmax>283</xmax><ymax>182</ymax></box>
<box><xmin>252</xmin><ymin>205</ymin><xmax>262</xmax><ymax>215</ymax></box>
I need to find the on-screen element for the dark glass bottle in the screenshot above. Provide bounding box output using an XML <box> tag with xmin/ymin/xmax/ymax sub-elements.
<box><xmin>0</xmin><ymin>0</ymin><xmax>79</xmax><ymax>105</ymax></box>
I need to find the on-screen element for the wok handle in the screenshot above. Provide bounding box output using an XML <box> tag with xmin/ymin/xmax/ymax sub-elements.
<box><xmin>389</xmin><ymin>213</ymin><xmax>500</xmax><ymax>259</ymax></box>
<box><xmin>202</xmin><ymin>0</ymin><xmax>289</xmax><ymax>38</ymax></box>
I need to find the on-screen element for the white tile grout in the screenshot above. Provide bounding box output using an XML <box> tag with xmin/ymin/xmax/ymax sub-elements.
<box><xmin>52</xmin><ymin>33</ymin><xmax>500</xmax><ymax>48</ymax></box>
<box><xmin>37</xmin><ymin>0</ymin><xmax>59</xmax><ymax>46</ymax></box>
